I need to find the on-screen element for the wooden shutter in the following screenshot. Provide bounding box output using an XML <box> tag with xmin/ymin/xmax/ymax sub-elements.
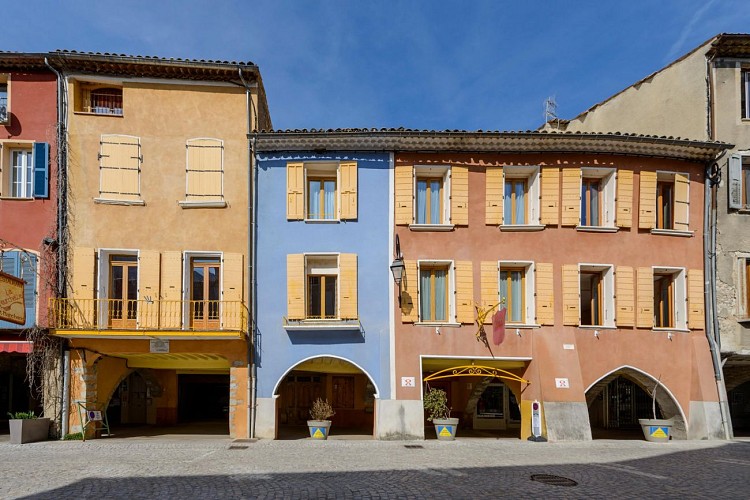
<box><xmin>561</xmin><ymin>168</ymin><xmax>581</xmax><ymax>226</ymax></box>
<box><xmin>339</xmin><ymin>161</ymin><xmax>358</xmax><ymax>220</ymax></box>
<box><xmin>287</xmin><ymin>254</ymin><xmax>305</xmax><ymax>320</ymax></box>
<box><xmin>615</xmin><ymin>266</ymin><xmax>635</xmax><ymax>327</ymax></box>
<box><xmin>562</xmin><ymin>265</ymin><xmax>579</xmax><ymax>325</ymax></box>
<box><xmin>395</xmin><ymin>164</ymin><xmax>413</xmax><ymax>225</ymax></box>
<box><xmin>138</xmin><ymin>250</ymin><xmax>160</xmax><ymax>329</ymax></box>
<box><xmin>451</xmin><ymin>166</ymin><xmax>469</xmax><ymax>225</ymax></box>
<box><xmin>400</xmin><ymin>260</ymin><xmax>418</xmax><ymax>322</ymax></box>
<box><xmin>486</xmin><ymin>167</ymin><xmax>503</xmax><ymax>225</ymax></box>
<box><xmin>688</xmin><ymin>269</ymin><xmax>705</xmax><ymax>329</ymax></box>
<box><xmin>639</xmin><ymin>171</ymin><xmax>657</xmax><ymax>229</ymax></box>
<box><xmin>160</xmin><ymin>251</ymin><xmax>183</xmax><ymax>328</ymax></box>
<box><xmin>540</xmin><ymin>167</ymin><xmax>560</xmax><ymax>226</ymax></box>
<box><xmin>339</xmin><ymin>253</ymin><xmax>358</xmax><ymax>319</ymax></box>
<box><xmin>33</xmin><ymin>142</ymin><xmax>50</xmax><ymax>198</ymax></box>
<box><xmin>71</xmin><ymin>247</ymin><xmax>96</xmax><ymax>326</ymax></box>
<box><xmin>535</xmin><ymin>263</ymin><xmax>555</xmax><ymax>325</ymax></box>
<box><xmin>728</xmin><ymin>154</ymin><xmax>743</xmax><ymax>210</ymax></box>
<box><xmin>636</xmin><ymin>267</ymin><xmax>654</xmax><ymax>328</ymax></box>
<box><xmin>480</xmin><ymin>261</ymin><xmax>499</xmax><ymax>323</ymax></box>
<box><xmin>454</xmin><ymin>261</ymin><xmax>474</xmax><ymax>324</ymax></box>
<box><xmin>616</xmin><ymin>170</ymin><xmax>633</xmax><ymax>228</ymax></box>
<box><xmin>99</xmin><ymin>135</ymin><xmax>141</xmax><ymax>201</ymax></box>
<box><xmin>223</xmin><ymin>253</ymin><xmax>244</xmax><ymax>329</ymax></box>
<box><xmin>674</xmin><ymin>173</ymin><xmax>690</xmax><ymax>231</ymax></box>
<box><xmin>286</xmin><ymin>162</ymin><xmax>304</xmax><ymax>220</ymax></box>
<box><xmin>186</xmin><ymin>138</ymin><xmax>223</xmax><ymax>201</ymax></box>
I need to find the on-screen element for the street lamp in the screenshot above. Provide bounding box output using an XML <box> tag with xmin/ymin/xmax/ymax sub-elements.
<box><xmin>390</xmin><ymin>235</ymin><xmax>405</xmax><ymax>305</ymax></box>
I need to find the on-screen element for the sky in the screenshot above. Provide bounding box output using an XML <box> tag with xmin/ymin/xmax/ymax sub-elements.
<box><xmin>2</xmin><ymin>1</ymin><xmax>749</xmax><ymax>131</ymax></box>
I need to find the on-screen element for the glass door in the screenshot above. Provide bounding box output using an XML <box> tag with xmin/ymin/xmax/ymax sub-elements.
<box><xmin>191</xmin><ymin>258</ymin><xmax>220</xmax><ymax>329</ymax></box>
<box><xmin>109</xmin><ymin>255</ymin><xmax>138</xmax><ymax>328</ymax></box>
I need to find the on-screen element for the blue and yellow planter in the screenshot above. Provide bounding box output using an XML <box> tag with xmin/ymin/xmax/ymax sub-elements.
<box><xmin>307</xmin><ymin>420</ymin><xmax>332</xmax><ymax>440</ymax></box>
<box><xmin>638</xmin><ymin>419</ymin><xmax>672</xmax><ymax>442</ymax></box>
<box><xmin>433</xmin><ymin>418</ymin><xmax>459</xmax><ymax>441</ymax></box>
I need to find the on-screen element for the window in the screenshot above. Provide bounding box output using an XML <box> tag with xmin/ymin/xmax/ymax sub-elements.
<box><xmin>108</xmin><ymin>255</ymin><xmax>138</xmax><ymax>329</ymax></box>
<box><xmin>416</xmin><ymin>175</ymin><xmax>444</xmax><ymax>224</ymax></box>
<box><xmin>742</xmin><ymin>70</ymin><xmax>750</xmax><ymax>120</ymax></box>
<box><xmin>307</xmin><ymin>257</ymin><xmax>338</xmax><ymax>319</ymax></box>
<box><xmin>0</xmin><ymin>142</ymin><xmax>49</xmax><ymax>199</ymax></box>
<box><xmin>746</xmin><ymin>259</ymin><xmax>750</xmax><ymax>318</ymax></box>
<box><xmin>502</xmin><ymin>167</ymin><xmax>540</xmax><ymax>227</ymax></box>
<box><xmin>181</xmin><ymin>138</ymin><xmax>224</xmax><ymax>207</ymax></box>
<box><xmin>652</xmin><ymin>267</ymin><xmax>686</xmax><ymax>329</ymax></box>
<box><xmin>581</xmin><ymin>265</ymin><xmax>614</xmax><ymax>327</ymax></box>
<box><xmin>97</xmin><ymin>135</ymin><xmax>142</xmax><ymax>204</ymax></box>
<box><xmin>639</xmin><ymin>171</ymin><xmax>689</xmax><ymax>232</ymax></box>
<box><xmin>729</xmin><ymin>154</ymin><xmax>750</xmax><ymax>210</ymax></box>
<box><xmin>499</xmin><ymin>267</ymin><xmax>525</xmax><ymax>323</ymax></box>
<box><xmin>504</xmin><ymin>179</ymin><xmax>526</xmax><ymax>225</ymax></box>
<box><xmin>76</xmin><ymin>83</ymin><xmax>123</xmax><ymax>115</ymax></box>
<box><xmin>0</xmin><ymin>251</ymin><xmax>37</xmax><ymax>329</ymax></box>
<box><xmin>10</xmin><ymin>149</ymin><xmax>32</xmax><ymax>198</ymax></box>
<box><xmin>190</xmin><ymin>257</ymin><xmax>220</xmax><ymax>329</ymax></box>
<box><xmin>286</xmin><ymin>161</ymin><xmax>357</xmax><ymax>221</ymax></box>
<box><xmin>419</xmin><ymin>263</ymin><xmax>450</xmax><ymax>322</ymax></box>
<box><xmin>286</xmin><ymin>253</ymin><xmax>358</xmax><ymax>324</ymax></box>
<box><xmin>737</xmin><ymin>257</ymin><xmax>750</xmax><ymax>320</ymax></box>
<box><xmin>0</xmin><ymin>82</ymin><xmax>7</xmax><ymax>124</ymax></box>
<box><xmin>656</xmin><ymin>180</ymin><xmax>674</xmax><ymax>229</ymax></box>
<box><xmin>579</xmin><ymin>168</ymin><xmax>616</xmax><ymax>228</ymax></box>
<box><xmin>395</xmin><ymin>164</ymin><xmax>467</xmax><ymax>227</ymax></box>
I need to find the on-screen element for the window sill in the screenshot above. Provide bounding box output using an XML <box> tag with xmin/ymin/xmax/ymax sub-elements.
<box><xmin>73</xmin><ymin>111</ymin><xmax>124</xmax><ymax>118</ymax></box>
<box><xmin>736</xmin><ymin>208</ymin><xmax>750</xmax><ymax>214</ymax></box>
<box><xmin>305</xmin><ymin>218</ymin><xmax>340</xmax><ymax>224</ymax></box>
<box><xmin>415</xmin><ymin>322</ymin><xmax>462</xmax><ymax>328</ymax></box>
<box><xmin>283</xmin><ymin>318</ymin><xmax>361</xmax><ymax>331</ymax></box>
<box><xmin>652</xmin><ymin>327</ymin><xmax>689</xmax><ymax>333</ymax></box>
<box><xmin>576</xmin><ymin>226</ymin><xmax>618</xmax><ymax>233</ymax></box>
<box><xmin>409</xmin><ymin>224</ymin><xmax>454</xmax><ymax>232</ymax></box>
<box><xmin>0</xmin><ymin>196</ymin><xmax>34</xmax><ymax>201</ymax></box>
<box><xmin>499</xmin><ymin>224</ymin><xmax>545</xmax><ymax>232</ymax></box>
<box><xmin>505</xmin><ymin>323</ymin><xmax>541</xmax><ymax>329</ymax></box>
<box><xmin>650</xmin><ymin>229</ymin><xmax>693</xmax><ymax>237</ymax></box>
<box><xmin>94</xmin><ymin>198</ymin><xmax>145</xmax><ymax>206</ymax></box>
<box><xmin>736</xmin><ymin>316</ymin><xmax>750</xmax><ymax>323</ymax></box>
<box><xmin>178</xmin><ymin>200</ymin><xmax>227</xmax><ymax>209</ymax></box>
<box><xmin>577</xmin><ymin>325</ymin><xmax>617</xmax><ymax>330</ymax></box>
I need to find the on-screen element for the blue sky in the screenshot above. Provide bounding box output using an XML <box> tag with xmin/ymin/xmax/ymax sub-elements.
<box><xmin>3</xmin><ymin>1</ymin><xmax>749</xmax><ymax>130</ymax></box>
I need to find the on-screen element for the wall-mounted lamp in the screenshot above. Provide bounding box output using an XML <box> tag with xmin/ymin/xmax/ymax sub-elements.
<box><xmin>390</xmin><ymin>235</ymin><xmax>405</xmax><ymax>306</ymax></box>
<box><xmin>515</xmin><ymin>328</ymin><xmax>521</xmax><ymax>337</ymax></box>
<box><xmin>667</xmin><ymin>332</ymin><xmax>673</xmax><ymax>341</ymax></box>
<box><xmin>594</xmin><ymin>330</ymin><xmax>600</xmax><ymax>339</ymax></box>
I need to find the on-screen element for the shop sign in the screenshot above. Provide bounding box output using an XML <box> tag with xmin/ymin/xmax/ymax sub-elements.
<box><xmin>150</xmin><ymin>339</ymin><xmax>170</xmax><ymax>353</ymax></box>
<box><xmin>0</xmin><ymin>271</ymin><xmax>25</xmax><ymax>325</ymax></box>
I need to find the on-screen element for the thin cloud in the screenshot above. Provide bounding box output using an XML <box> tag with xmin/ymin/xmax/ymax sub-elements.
<box><xmin>665</xmin><ymin>0</ymin><xmax>717</xmax><ymax>62</ymax></box>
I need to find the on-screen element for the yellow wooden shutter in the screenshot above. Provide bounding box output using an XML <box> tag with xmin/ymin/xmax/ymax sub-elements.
<box><xmin>485</xmin><ymin>168</ymin><xmax>503</xmax><ymax>225</ymax></box>
<box><xmin>138</xmin><ymin>250</ymin><xmax>160</xmax><ymax>329</ymax></box>
<box><xmin>562</xmin><ymin>264</ymin><xmax>579</xmax><ymax>325</ymax></box>
<box><xmin>688</xmin><ymin>269</ymin><xmax>705</xmax><ymax>329</ymax></box>
<box><xmin>339</xmin><ymin>253</ymin><xmax>358</xmax><ymax>319</ymax></box>
<box><xmin>616</xmin><ymin>170</ymin><xmax>633</xmax><ymax>228</ymax></box>
<box><xmin>99</xmin><ymin>135</ymin><xmax>140</xmax><ymax>201</ymax></box>
<box><xmin>535</xmin><ymin>263</ymin><xmax>555</xmax><ymax>325</ymax></box>
<box><xmin>615</xmin><ymin>266</ymin><xmax>635</xmax><ymax>327</ymax></box>
<box><xmin>339</xmin><ymin>161</ymin><xmax>358</xmax><ymax>220</ymax></box>
<box><xmin>71</xmin><ymin>247</ymin><xmax>95</xmax><ymax>326</ymax></box>
<box><xmin>561</xmin><ymin>168</ymin><xmax>581</xmax><ymax>226</ymax></box>
<box><xmin>186</xmin><ymin>138</ymin><xmax>223</xmax><ymax>201</ymax></box>
<box><xmin>451</xmin><ymin>166</ymin><xmax>469</xmax><ymax>226</ymax></box>
<box><xmin>395</xmin><ymin>165</ymin><xmax>413</xmax><ymax>225</ymax></box>
<box><xmin>639</xmin><ymin>171</ymin><xmax>657</xmax><ymax>229</ymax></box>
<box><xmin>455</xmin><ymin>261</ymin><xmax>474</xmax><ymax>324</ymax></box>
<box><xmin>286</xmin><ymin>162</ymin><xmax>304</xmax><ymax>220</ymax></box>
<box><xmin>223</xmin><ymin>253</ymin><xmax>244</xmax><ymax>329</ymax></box>
<box><xmin>287</xmin><ymin>254</ymin><xmax>305</xmax><ymax>320</ymax></box>
<box><xmin>400</xmin><ymin>260</ymin><xmax>418</xmax><ymax>322</ymax></box>
<box><xmin>674</xmin><ymin>173</ymin><xmax>690</xmax><ymax>231</ymax></box>
<box><xmin>541</xmin><ymin>167</ymin><xmax>560</xmax><ymax>226</ymax></box>
<box><xmin>636</xmin><ymin>267</ymin><xmax>654</xmax><ymax>328</ymax></box>
<box><xmin>480</xmin><ymin>261</ymin><xmax>499</xmax><ymax>323</ymax></box>
<box><xmin>160</xmin><ymin>251</ymin><xmax>183</xmax><ymax>328</ymax></box>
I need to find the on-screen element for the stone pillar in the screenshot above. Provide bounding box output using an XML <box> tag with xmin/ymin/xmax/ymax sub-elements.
<box><xmin>229</xmin><ymin>366</ymin><xmax>248</xmax><ymax>439</ymax></box>
<box><xmin>375</xmin><ymin>399</ymin><xmax>424</xmax><ymax>440</ymax></box>
<box><xmin>255</xmin><ymin>397</ymin><xmax>277</xmax><ymax>439</ymax></box>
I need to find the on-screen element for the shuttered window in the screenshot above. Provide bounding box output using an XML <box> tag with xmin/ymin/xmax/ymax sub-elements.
<box><xmin>649</xmin><ymin>267</ymin><xmax>687</xmax><ymax>330</ymax></box>
<box><xmin>502</xmin><ymin>166</ymin><xmax>541</xmax><ymax>227</ymax></box>
<box><xmin>485</xmin><ymin>168</ymin><xmax>503</xmax><ymax>225</ymax></box>
<box><xmin>579</xmin><ymin>168</ymin><xmax>616</xmax><ymax>228</ymax></box>
<box><xmin>400</xmin><ymin>260</ymin><xmax>419</xmax><ymax>322</ymax></box>
<box><xmin>286</xmin><ymin>254</ymin><xmax>357</xmax><ymax>321</ymax></box>
<box><xmin>561</xmin><ymin>168</ymin><xmax>581</xmax><ymax>226</ymax></box>
<box><xmin>562</xmin><ymin>265</ymin><xmax>580</xmax><ymax>326</ymax></box>
<box><xmin>98</xmin><ymin>135</ymin><xmax>142</xmax><ymax>202</ymax></box>
<box><xmin>640</xmin><ymin>171</ymin><xmax>689</xmax><ymax>231</ymax></box>
<box><xmin>615</xmin><ymin>266</ymin><xmax>635</xmax><ymax>327</ymax></box>
<box><xmin>540</xmin><ymin>168</ymin><xmax>560</xmax><ymax>226</ymax></box>
<box><xmin>286</xmin><ymin>161</ymin><xmax>358</xmax><ymax>221</ymax></box>
<box><xmin>185</xmin><ymin>138</ymin><xmax>223</xmax><ymax>202</ymax></box>
<box><xmin>535</xmin><ymin>263</ymin><xmax>554</xmax><ymax>325</ymax></box>
<box><xmin>0</xmin><ymin>251</ymin><xmax>37</xmax><ymax>329</ymax></box>
<box><xmin>616</xmin><ymin>170</ymin><xmax>634</xmax><ymax>228</ymax></box>
<box><xmin>728</xmin><ymin>154</ymin><xmax>750</xmax><ymax>210</ymax></box>
<box><xmin>742</xmin><ymin>70</ymin><xmax>750</xmax><ymax>119</ymax></box>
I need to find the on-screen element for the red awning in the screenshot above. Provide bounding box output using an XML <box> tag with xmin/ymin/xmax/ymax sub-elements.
<box><xmin>0</xmin><ymin>341</ymin><xmax>33</xmax><ymax>353</ymax></box>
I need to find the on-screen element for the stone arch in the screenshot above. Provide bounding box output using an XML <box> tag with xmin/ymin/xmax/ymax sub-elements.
<box><xmin>584</xmin><ymin>365</ymin><xmax>687</xmax><ymax>439</ymax></box>
<box><xmin>272</xmin><ymin>354</ymin><xmax>381</xmax><ymax>398</ymax></box>
<box><xmin>99</xmin><ymin>365</ymin><xmax>164</xmax><ymax>414</ymax></box>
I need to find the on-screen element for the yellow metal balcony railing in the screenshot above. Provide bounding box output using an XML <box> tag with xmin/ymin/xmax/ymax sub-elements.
<box><xmin>49</xmin><ymin>298</ymin><xmax>247</xmax><ymax>333</ymax></box>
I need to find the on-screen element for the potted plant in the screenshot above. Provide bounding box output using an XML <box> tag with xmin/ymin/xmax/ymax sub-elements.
<box><xmin>638</xmin><ymin>377</ymin><xmax>672</xmax><ymax>442</ymax></box>
<box><xmin>307</xmin><ymin>398</ymin><xmax>335</xmax><ymax>440</ymax></box>
<box><xmin>423</xmin><ymin>387</ymin><xmax>459</xmax><ymax>440</ymax></box>
<box><xmin>8</xmin><ymin>411</ymin><xmax>50</xmax><ymax>444</ymax></box>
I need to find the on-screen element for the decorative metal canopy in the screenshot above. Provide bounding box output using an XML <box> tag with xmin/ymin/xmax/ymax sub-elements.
<box><xmin>423</xmin><ymin>365</ymin><xmax>530</xmax><ymax>384</ymax></box>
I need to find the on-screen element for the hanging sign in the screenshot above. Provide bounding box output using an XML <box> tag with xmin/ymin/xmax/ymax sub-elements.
<box><xmin>0</xmin><ymin>271</ymin><xmax>26</xmax><ymax>325</ymax></box>
<box><xmin>150</xmin><ymin>339</ymin><xmax>170</xmax><ymax>353</ymax></box>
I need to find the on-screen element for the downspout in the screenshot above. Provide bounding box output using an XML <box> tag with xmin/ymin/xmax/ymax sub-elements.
<box><xmin>45</xmin><ymin>57</ymin><xmax>70</xmax><ymax>439</ymax></box>
<box><xmin>239</xmin><ymin>68</ymin><xmax>258</xmax><ymax>439</ymax></box>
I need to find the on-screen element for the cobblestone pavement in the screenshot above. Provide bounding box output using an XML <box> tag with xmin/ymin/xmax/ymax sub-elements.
<box><xmin>1</xmin><ymin>435</ymin><xmax>749</xmax><ymax>499</ymax></box>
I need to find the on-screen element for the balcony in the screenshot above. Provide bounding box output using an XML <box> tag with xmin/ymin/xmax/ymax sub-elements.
<box><xmin>49</xmin><ymin>298</ymin><xmax>247</xmax><ymax>338</ymax></box>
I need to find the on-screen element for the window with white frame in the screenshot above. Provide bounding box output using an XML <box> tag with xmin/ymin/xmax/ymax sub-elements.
<box><xmin>498</xmin><ymin>262</ymin><xmax>535</xmax><ymax>324</ymax></box>
<box><xmin>580</xmin><ymin>168</ymin><xmax>615</xmax><ymax>228</ymax></box>
<box><xmin>653</xmin><ymin>267</ymin><xmax>686</xmax><ymax>329</ymax></box>
<box><xmin>579</xmin><ymin>264</ymin><xmax>614</xmax><ymax>327</ymax></box>
<box><xmin>286</xmin><ymin>161</ymin><xmax>358</xmax><ymax>222</ymax></box>
<box><xmin>0</xmin><ymin>142</ymin><xmax>49</xmax><ymax>199</ymax></box>
<box><xmin>503</xmin><ymin>166</ymin><xmax>540</xmax><ymax>226</ymax></box>
<box><xmin>737</xmin><ymin>255</ymin><xmax>750</xmax><ymax>320</ymax></box>
<box><xmin>742</xmin><ymin>69</ymin><xmax>750</xmax><ymax>120</ymax></box>
<box><xmin>306</xmin><ymin>164</ymin><xmax>338</xmax><ymax>220</ymax></box>
<box><xmin>418</xmin><ymin>261</ymin><xmax>452</xmax><ymax>322</ymax></box>
<box><xmin>728</xmin><ymin>154</ymin><xmax>750</xmax><ymax>210</ymax></box>
<box><xmin>306</xmin><ymin>256</ymin><xmax>339</xmax><ymax>319</ymax></box>
<box><xmin>10</xmin><ymin>149</ymin><xmax>32</xmax><ymax>198</ymax></box>
<box><xmin>0</xmin><ymin>250</ymin><xmax>38</xmax><ymax>329</ymax></box>
<box><xmin>0</xmin><ymin>80</ymin><xmax>8</xmax><ymax>124</ymax></box>
<box><xmin>654</xmin><ymin>171</ymin><xmax>689</xmax><ymax>231</ymax></box>
<box><xmin>415</xmin><ymin>166</ymin><xmax>450</xmax><ymax>225</ymax></box>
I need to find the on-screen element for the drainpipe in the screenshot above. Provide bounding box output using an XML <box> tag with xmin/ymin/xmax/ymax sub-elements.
<box><xmin>239</xmin><ymin>68</ymin><xmax>258</xmax><ymax>439</ymax></box>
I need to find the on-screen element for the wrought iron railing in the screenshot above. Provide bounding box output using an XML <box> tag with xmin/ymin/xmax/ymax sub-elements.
<box><xmin>83</xmin><ymin>89</ymin><xmax>123</xmax><ymax>115</ymax></box>
<box><xmin>49</xmin><ymin>298</ymin><xmax>247</xmax><ymax>332</ymax></box>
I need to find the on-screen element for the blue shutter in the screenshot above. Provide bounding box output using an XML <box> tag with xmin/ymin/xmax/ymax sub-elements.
<box><xmin>0</xmin><ymin>252</ymin><xmax>21</xmax><ymax>329</ymax></box>
<box><xmin>22</xmin><ymin>254</ymin><xmax>37</xmax><ymax>328</ymax></box>
<box><xmin>33</xmin><ymin>142</ymin><xmax>50</xmax><ymax>199</ymax></box>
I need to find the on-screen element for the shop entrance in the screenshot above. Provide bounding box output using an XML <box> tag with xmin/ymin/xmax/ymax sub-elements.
<box><xmin>178</xmin><ymin>374</ymin><xmax>230</xmax><ymax>423</ymax></box>
<box><xmin>473</xmin><ymin>382</ymin><xmax>521</xmax><ymax>431</ymax></box>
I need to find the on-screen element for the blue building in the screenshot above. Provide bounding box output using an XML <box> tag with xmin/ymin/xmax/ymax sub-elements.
<box><xmin>253</xmin><ymin>132</ymin><xmax>396</xmax><ymax>438</ymax></box>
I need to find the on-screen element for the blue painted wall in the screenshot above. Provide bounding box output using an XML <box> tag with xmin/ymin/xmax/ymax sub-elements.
<box><xmin>255</xmin><ymin>152</ymin><xmax>391</xmax><ymax>400</ymax></box>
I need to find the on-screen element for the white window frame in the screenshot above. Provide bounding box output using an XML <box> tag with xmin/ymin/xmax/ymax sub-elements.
<box><xmin>411</xmin><ymin>165</ymin><xmax>452</xmax><ymax>230</ymax></box>
<box><xmin>303</xmin><ymin>162</ymin><xmax>340</xmax><ymax>222</ymax></box>
<box><xmin>651</xmin><ymin>170</ymin><xmax>690</xmax><ymax>235</ymax></box>
<box><xmin>498</xmin><ymin>261</ymin><xmax>536</xmax><ymax>327</ymax></box>
<box><xmin>9</xmin><ymin>148</ymin><xmax>33</xmax><ymax>199</ymax></box>
<box><xmin>578</xmin><ymin>167</ymin><xmax>616</xmax><ymax>229</ymax></box>
<box><xmin>728</xmin><ymin>153</ymin><xmax>750</xmax><ymax>211</ymax></box>
<box><xmin>578</xmin><ymin>263</ymin><xmax>615</xmax><ymax>328</ymax></box>
<box><xmin>182</xmin><ymin>251</ymin><xmax>223</xmax><ymax>328</ymax></box>
<box><xmin>742</xmin><ymin>69</ymin><xmax>750</xmax><ymax>120</ymax></box>
<box><xmin>736</xmin><ymin>253</ymin><xmax>750</xmax><ymax>321</ymax></box>
<box><xmin>416</xmin><ymin>259</ymin><xmax>457</xmax><ymax>325</ymax></box>
<box><xmin>501</xmin><ymin>166</ymin><xmax>541</xmax><ymax>229</ymax></box>
<box><xmin>0</xmin><ymin>80</ymin><xmax>8</xmax><ymax>125</ymax></box>
<box><xmin>652</xmin><ymin>266</ymin><xmax>687</xmax><ymax>331</ymax></box>
<box><xmin>96</xmin><ymin>248</ymin><xmax>139</xmax><ymax>328</ymax></box>
<box><xmin>303</xmin><ymin>253</ymin><xmax>341</xmax><ymax>319</ymax></box>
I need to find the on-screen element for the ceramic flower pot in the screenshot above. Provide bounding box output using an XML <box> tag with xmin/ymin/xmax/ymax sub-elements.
<box><xmin>638</xmin><ymin>418</ymin><xmax>672</xmax><ymax>442</ymax></box>
<box><xmin>307</xmin><ymin>420</ymin><xmax>332</xmax><ymax>440</ymax></box>
<box><xmin>433</xmin><ymin>418</ymin><xmax>459</xmax><ymax>441</ymax></box>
